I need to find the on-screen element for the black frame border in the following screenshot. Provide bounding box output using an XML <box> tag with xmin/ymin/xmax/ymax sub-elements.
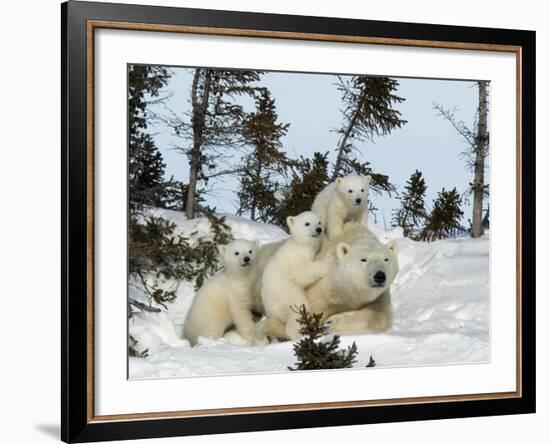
<box><xmin>62</xmin><ymin>1</ymin><xmax>536</xmax><ymax>442</ymax></box>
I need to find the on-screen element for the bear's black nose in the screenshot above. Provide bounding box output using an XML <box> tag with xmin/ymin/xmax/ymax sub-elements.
<box><xmin>243</xmin><ymin>256</ymin><xmax>250</xmax><ymax>263</ymax></box>
<box><xmin>316</xmin><ymin>227</ymin><xmax>322</xmax><ymax>234</ymax></box>
<box><xmin>374</xmin><ymin>271</ymin><xmax>386</xmax><ymax>284</ymax></box>
<box><xmin>355</xmin><ymin>198</ymin><xmax>362</xmax><ymax>204</ymax></box>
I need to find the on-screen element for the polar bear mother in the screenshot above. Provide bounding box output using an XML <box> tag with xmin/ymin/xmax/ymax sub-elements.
<box><xmin>310</xmin><ymin>224</ymin><xmax>399</xmax><ymax>335</ymax></box>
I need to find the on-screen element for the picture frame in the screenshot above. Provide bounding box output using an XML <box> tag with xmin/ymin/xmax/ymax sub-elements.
<box><xmin>61</xmin><ymin>1</ymin><xmax>536</xmax><ymax>442</ymax></box>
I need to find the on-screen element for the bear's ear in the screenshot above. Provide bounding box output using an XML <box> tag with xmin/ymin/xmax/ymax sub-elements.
<box><xmin>336</xmin><ymin>242</ymin><xmax>351</xmax><ymax>261</ymax></box>
<box><xmin>387</xmin><ymin>239</ymin><xmax>398</xmax><ymax>255</ymax></box>
<box><xmin>252</xmin><ymin>239</ymin><xmax>260</xmax><ymax>249</ymax></box>
<box><xmin>218</xmin><ymin>244</ymin><xmax>227</xmax><ymax>257</ymax></box>
<box><xmin>335</xmin><ymin>177</ymin><xmax>343</xmax><ymax>185</ymax></box>
<box><xmin>286</xmin><ymin>216</ymin><xmax>295</xmax><ymax>229</ymax></box>
<box><xmin>365</xmin><ymin>175</ymin><xmax>372</xmax><ymax>184</ymax></box>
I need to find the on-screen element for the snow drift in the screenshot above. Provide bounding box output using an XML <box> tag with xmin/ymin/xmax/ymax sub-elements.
<box><xmin>129</xmin><ymin>208</ymin><xmax>490</xmax><ymax>379</ymax></box>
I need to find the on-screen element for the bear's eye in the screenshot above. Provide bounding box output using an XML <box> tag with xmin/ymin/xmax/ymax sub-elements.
<box><xmin>249</xmin><ymin>250</ymin><xmax>252</xmax><ymax>254</ymax></box>
<box><xmin>305</xmin><ymin>222</ymin><xmax>310</xmax><ymax>226</ymax></box>
<box><xmin>361</xmin><ymin>258</ymin><xmax>367</xmax><ymax>262</ymax></box>
<box><xmin>234</xmin><ymin>252</ymin><xmax>239</xmax><ymax>256</ymax></box>
<box><xmin>361</xmin><ymin>189</ymin><xmax>364</xmax><ymax>192</ymax></box>
<box><xmin>384</xmin><ymin>258</ymin><xmax>389</xmax><ymax>262</ymax></box>
<box><xmin>348</xmin><ymin>190</ymin><xmax>353</xmax><ymax>193</ymax></box>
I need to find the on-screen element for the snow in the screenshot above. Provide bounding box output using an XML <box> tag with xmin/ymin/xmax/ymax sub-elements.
<box><xmin>129</xmin><ymin>211</ymin><xmax>489</xmax><ymax>379</ymax></box>
<box><xmin>143</xmin><ymin>207</ymin><xmax>289</xmax><ymax>245</ymax></box>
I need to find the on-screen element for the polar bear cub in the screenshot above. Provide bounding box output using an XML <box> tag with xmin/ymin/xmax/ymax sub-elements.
<box><xmin>183</xmin><ymin>239</ymin><xmax>261</xmax><ymax>346</ymax></box>
<box><xmin>312</xmin><ymin>174</ymin><xmax>371</xmax><ymax>240</ymax></box>
<box><xmin>260</xmin><ymin>211</ymin><xmax>329</xmax><ymax>340</ymax></box>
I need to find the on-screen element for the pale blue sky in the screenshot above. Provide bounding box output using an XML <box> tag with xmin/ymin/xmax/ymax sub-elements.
<box><xmin>147</xmin><ymin>68</ymin><xmax>486</xmax><ymax>228</ymax></box>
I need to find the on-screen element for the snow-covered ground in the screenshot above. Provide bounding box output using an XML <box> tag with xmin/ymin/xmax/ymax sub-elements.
<box><xmin>129</xmin><ymin>209</ymin><xmax>490</xmax><ymax>379</ymax></box>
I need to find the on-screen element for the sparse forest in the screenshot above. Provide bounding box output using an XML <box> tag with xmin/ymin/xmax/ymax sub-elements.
<box><xmin>129</xmin><ymin>65</ymin><xmax>489</xmax><ymax>311</ymax></box>
<box><xmin>127</xmin><ymin>66</ymin><xmax>491</xmax><ymax>374</ymax></box>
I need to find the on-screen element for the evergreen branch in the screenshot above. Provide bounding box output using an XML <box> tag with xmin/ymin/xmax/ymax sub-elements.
<box><xmin>128</xmin><ymin>298</ymin><xmax>162</xmax><ymax>313</ymax></box>
<box><xmin>288</xmin><ymin>305</ymin><xmax>360</xmax><ymax>371</ymax></box>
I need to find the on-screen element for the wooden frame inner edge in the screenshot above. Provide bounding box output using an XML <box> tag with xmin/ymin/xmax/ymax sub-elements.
<box><xmin>85</xmin><ymin>19</ymin><xmax>523</xmax><ymax>423</ymax></box>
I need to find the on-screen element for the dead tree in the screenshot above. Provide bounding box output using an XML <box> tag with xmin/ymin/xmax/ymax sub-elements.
<box><xmin>186</xmin><ymin>69</ymin><xmax>212</xmax><ymax>219</ymax></box>
<box><xmin>434</xmin><ymin>80</ymin><xmax>490</xmax><ymax>238</ymax></box>
<box><xmin>471</xmin><ymin>81</ymin><xmax>489</xmax><ymax>237</ymax></box>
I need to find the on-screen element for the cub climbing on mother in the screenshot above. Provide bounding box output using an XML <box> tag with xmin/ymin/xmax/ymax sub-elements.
<box><xmin>312</xmin><ymin>174</ymin><xmax>372</xmax><ymax>240</ymax></box>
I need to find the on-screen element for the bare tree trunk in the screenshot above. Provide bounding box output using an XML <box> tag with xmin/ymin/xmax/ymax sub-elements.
<box><xmin>250</xmin><ymin>160</ymin><xmax>262</xmax><ymax>221</ymax></box>
<box><xmin>332</xmin><ymin>107</ymin><xmax>360</xmax><ymax>180</ymax></box>
<box><xmin>185</xmin><ymin>69</ymin><xmax>212</xmax><ymax>220</ymax></box>
<box><xmin>471</xmin><ymin>81</ymin><xmax>489</xmax><ymax>238</ymax></box>
<box><xmin>185</xmin><ymin>160</ymin><xmax>199</xmax><ymax>219</ymax></box>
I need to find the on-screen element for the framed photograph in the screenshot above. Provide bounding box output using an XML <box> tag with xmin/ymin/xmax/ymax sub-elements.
<box><xmin>61</xmin><ymin>1</ymin><xmax>535</xmax><ymax>442</ymax></box>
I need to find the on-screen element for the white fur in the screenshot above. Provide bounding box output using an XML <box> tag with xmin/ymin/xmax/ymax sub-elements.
<box><xmin>312</xmin><ymin>175</ymin><xmax>371</xmax><ymax>239</ymax></box>
<box><xmin>310</xmin><ymin>223</ymin><xmax>399</xmax><ymax>334</ymax></box>
<box><xmin>249</xmin><ymin>240</ymin><xmax>284</xmax><ymax>315</ymax></box>
<box><xmin>260</xmin><ymin>211</ymin><xmax>329</xmax><ymax>340</ymax></box>
<box><xmin>183</xmin><ymin>239</ymin><xmax>262</xmax><ymax>346</ymax></box>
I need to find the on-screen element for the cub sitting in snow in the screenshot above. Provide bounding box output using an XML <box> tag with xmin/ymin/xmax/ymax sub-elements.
<box><xmin>260</xmin><ymin>211</ymin><xmax>329</xmax><ymax>340</ymax></box>
<box><xmin>312</xmin><ymin>174</ymin><xmax>371</xmax><ymax>240</ymax></box>
<box><xmin>183</xmin><ymin>239</ymin><xmax>262</xmax><ymax>346</ymax></box>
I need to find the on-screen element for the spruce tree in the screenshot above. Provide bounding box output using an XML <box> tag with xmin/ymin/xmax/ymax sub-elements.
<box><xmin>128</xmin><ymin>64</ymin><xmax>171</xmax><ymax>209</ymax></box>
<box><xmin>238</xmin><ymin>88</ymin><xmax>289</xmax><ymax>222</ymax></box>
<box><xmin>273</xmin><ymin>152</ymin><xmax>330</xmax><ymax>228</ymax></box>
<box><xmin>338</xmin><ymin>158</ymin><xmax>396</xmax><ymax>196</ymax></box>
<box><xmin>165</xmin><ymin>69</ymin><xmax>262</xmax><ymax>219</ymax></box>
<box><xmin>161</xmin><ymin>180</ymin><xmax>206</xmax><ymax>212</ymax></box>
<box><xmin>332</xmin><ymin>75</ymin><xmax>406</xmax><ymax>195</ymax></box>
<box><xmin>418</xmin><ymin>188</ymin><xmax>464</xmax><ymax>241</ymax></box>
<box><xmin>128</xmin><ymin>63</ymin><xmax>178</xmax><ymax>320</ymax></box>
<box><xmin>129</xmin><ymin>209</ymin><xmax>232</xmax><ymax>303</ymax></box>
<box><xmin>129</xmin><ymin>135</ymin><xmax>168</xmax><ymax>208</ymax></box>
<box><xmin>288</xmin><ymin>305</ymin><xmax>359</xmax><ymax>371</ymax></box>
<box><xmin>127</xmin><ymin>65</ymin><xmax>233</xmax><ymax>360</ymax></box>
<box><xmin>393</xmin><ymin>170</ymin><xmax>428</xmax><ymax>238</ymax></box>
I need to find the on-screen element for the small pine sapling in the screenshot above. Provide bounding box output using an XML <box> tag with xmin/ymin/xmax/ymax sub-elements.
<box><xmin>418</xmin><ymin>187</ymin><xmax>464</xmax><ymax>241</ymax></box>
<box><xmin>392</xmin><ymin>170</ymin><xmax>428</xmax><ymax>238</ymax></box>
<box><xmin>366</xmin><ymin>356</ymin><xmax>376</xmax><ymax>367</ymax></box>
<box><xmin>288</xmin><ymin>305</ymin><xmax>359</xmax><ymax>371</ymax></box>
